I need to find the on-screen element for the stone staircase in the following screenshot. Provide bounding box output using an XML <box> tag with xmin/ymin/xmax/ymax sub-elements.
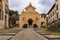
<box><xmin>0</xmin><ymin>27</ymin><xmax>23</xmax><ymax>40</ymax></box>
<box><xmin>34</xmin><ymin>28</ymin><xmax>60</xmax><ymax>40</ymax></box>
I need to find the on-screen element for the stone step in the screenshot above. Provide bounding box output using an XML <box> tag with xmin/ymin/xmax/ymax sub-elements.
<box><xmin>35</xmin><ymin>30</ymin><xmax>51</xmax><ymax>35</ymax></box>
<box><xmin>44</xmin><ymin>35</ymin><xmax>60</xmax><ymax>40</ymax></box>
<box><xmin>39</xmin><ymin>32</ymin><xmax>51</xmax><ymax>35</ymax></box>
<box><xmin>8</xmin><ymin>31</ymin><xmax>20</xmax><ymax>33</ymax></box>
<box><xmin>1</xmin><ymin>33</ymin><xmax>16</xmax><ymax>36</ymax></box>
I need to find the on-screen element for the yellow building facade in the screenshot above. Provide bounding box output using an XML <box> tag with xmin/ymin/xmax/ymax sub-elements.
<box><xmin>19</xmin><ymin>3</ymin><xmax>41</xmax><ymax>28</ymax></box>
<box><xmin>0</xmin><ymin>0</ymin><xmax>9</xmax><ymax>29</ymax></box>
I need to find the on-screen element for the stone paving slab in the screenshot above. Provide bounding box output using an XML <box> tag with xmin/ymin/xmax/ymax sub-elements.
<box><xmin>0</xmin><ymin>36</ymin><xmax>13</xmax><ymax>40</ymax></box>
<box><xmin>10</xmin><ymin>28</ymin><xmax>48</xmax><ymax>40</ymax></box>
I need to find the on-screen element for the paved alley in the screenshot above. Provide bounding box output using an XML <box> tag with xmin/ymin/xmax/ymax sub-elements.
<box><xmin>10</xmin><ymin>28</ymin><xmax>48</xmax><ymax>40</ymax></box>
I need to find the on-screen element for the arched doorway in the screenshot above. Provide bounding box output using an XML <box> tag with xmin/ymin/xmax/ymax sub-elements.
<box><xmin>33</xmin><ymin>24</ymin><xmax>38</xmax><ymax>28</ymax></box>
<box><xmin>23</xmin><ymin>24</ymin><xmax>27</xmax><ymax>28</ymax></box>
<box><xmin>28</xmin><ymin>19</ymin><xmax>33</xmax><ymax>27</ymax></box>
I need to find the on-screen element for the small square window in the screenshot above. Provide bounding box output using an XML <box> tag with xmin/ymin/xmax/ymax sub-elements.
<box><xmin>36</xmin><ymin>17</ymin><xmax>38</xmax><ymax>20</ymax></box>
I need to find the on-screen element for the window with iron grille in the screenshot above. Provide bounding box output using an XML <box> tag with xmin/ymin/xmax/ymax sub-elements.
<box><xmin>57</xmin><ymin>13</ymin><xmax>58</xmax><ymax>18</ymax></box>
<box><xmin>53</xmin><ymin>12</ymin><xmax>54</xmax><ymax>15</ymax></box>
<box><xmin>56</xmin><ymin>12</ymin><xmax>58</xmax><ymax>18</ymax></box>
<box><xmin>56</xmin><ymin>4</ymin><xmax>58</xmax><ymax>10</ymax></box>
<box><xmin>5</xmin><ymin>5</ymin><xmax>9</xmax><ymax>13</ymax></box>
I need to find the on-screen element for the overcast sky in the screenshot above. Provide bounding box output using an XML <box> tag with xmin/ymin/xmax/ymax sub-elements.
<box><xmin>8</xmin><ymin>0</ymin><xmax>55</xmax><ymax>14</ymax></box>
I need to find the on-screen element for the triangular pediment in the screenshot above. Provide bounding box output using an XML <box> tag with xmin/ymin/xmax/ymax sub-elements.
<box><xmin>25</xmin><ymin>3</ymin><xmax>36</xmax><ymax>9</ymax></box>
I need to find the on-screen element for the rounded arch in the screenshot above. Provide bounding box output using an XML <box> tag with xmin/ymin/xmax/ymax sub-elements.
<box><xmin>33</xmin><ymin>24</ymin><xmax>38</xmax><ymax>28</ymax></box>
<box><xmin>28</xmin><ymin>19</ymin><xmax>33</xmax><ymax>25</ymax></box>
<box><xmin>23</xmin><ymin>24</ymin><xmax>27</xmax><ymax>28</ymax></box>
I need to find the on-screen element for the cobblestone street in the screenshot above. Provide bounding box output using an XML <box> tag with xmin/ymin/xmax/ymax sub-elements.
<box><xmin>10</xmin><ymin>28</ymin><xmax>48</xmax><ymax>40</ymax></box>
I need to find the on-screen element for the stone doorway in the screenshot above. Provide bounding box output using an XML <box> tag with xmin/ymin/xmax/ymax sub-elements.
<box><xmin>28</xmin><ymin>19</ymin><xmax>33</xmax><ymax>28</ymax></box>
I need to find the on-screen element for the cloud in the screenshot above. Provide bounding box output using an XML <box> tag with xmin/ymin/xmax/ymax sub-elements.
<box><xmin>40</xmin><ymin>0</ymin><xmax>55</xmax><ymax>6</ymax></box>
<box><xmin>9</xmin><ymin>0</ymin><xmax>30</xmax><ymax>14</ymax></box>
<box><xmin>9</xmin><ymin>0</ymin><xmax>55</xmax><ymax>14</ymax></box>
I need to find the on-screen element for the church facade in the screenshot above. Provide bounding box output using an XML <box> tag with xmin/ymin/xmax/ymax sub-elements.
<box><xmin>19</xmin><ymin>3</ymin><xmax>41</xmax><ymax>28</ymax></box>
